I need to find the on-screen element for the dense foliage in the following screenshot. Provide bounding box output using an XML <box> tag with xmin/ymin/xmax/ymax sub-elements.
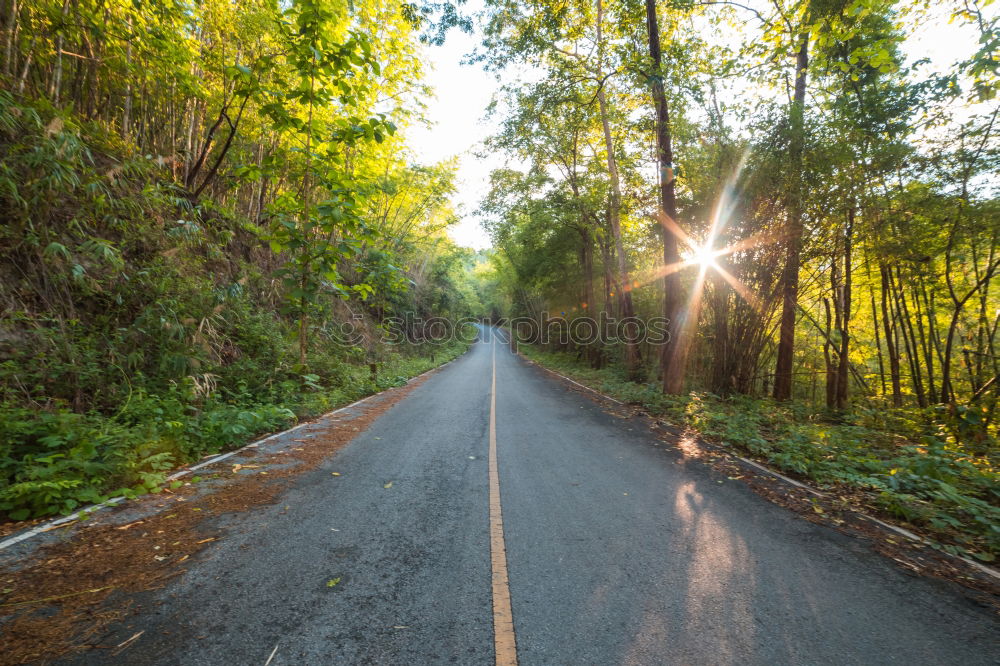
<box><xmin>0</xmin><ymin>0</ymin><xmax>484</xmax><ymax>519</ymax></box>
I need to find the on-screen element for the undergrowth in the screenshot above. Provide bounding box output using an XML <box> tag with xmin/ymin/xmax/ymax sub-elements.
<box><xmin>0</xmin><ymin>93</ymin><xmax>473</xmax><ymax>521</ymax></box>
<box><xmin>520</xmin><ymin>346</ymin><xmax>1000</xmax><ymax>563</ymax></box>
<box><xmin>0</xmin><ymin>343</ymin><xmax>468</xmax><ymax>521</ymax></box>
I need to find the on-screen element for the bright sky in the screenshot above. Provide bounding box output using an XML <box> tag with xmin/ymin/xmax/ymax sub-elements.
<box><xmin>408</xmin><ymin>2</ymin><xmax>995</xmax><ymax>251</ymax></box>
<box><xmin>407</xmin><ymin>4</ymin><xmax>499</xmax><ymax>251</ymax></box>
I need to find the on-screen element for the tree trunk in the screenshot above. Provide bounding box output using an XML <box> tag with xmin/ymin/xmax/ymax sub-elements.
<box><xmin>596</xmin><ymin>0</ymin><xmax>640</xmax><ymax>381</ymax></box>
<box><xmin>773</xmin><ymin>27</ymin><xmax>810</xmax><ymax>401</ymax></box>
<box><xmin>3</xmin><ymin>0</ymin><xmax>17</xmax><ymax>78</ymax></box>
<box><xmin>579</xmin><ymin>225</ymin><xmax>596</xmax><ymax>366</ymax></box>
<box><xmin>601</xmin><ymin>234</ymin><xmax>614</xmax><ymax>319</ymax></box>
<box><xmin>835</xmin><ymin>207</ymin><xmax>853</xmax><ymax>410</ymax></box>
<box><xmin>824</xmin><ymin>297</ymin><xmax>837</xmax><ymax>408</ymax></box>
<box><xmin>16</xmin><ymin>34</ymin><xmax>33</xmax><ymax>94</ymax></box>
<box><xmin>643</xmin><ymin>0</ymin><xmax>683</xmax><ymax>393</ymax></box>
<box><xmin>51</xmin><ymin>0</ymin><xmax>70</xmax><ymax>105</ymax></box>
<box><xmin>709</xmin><ymin>275</ymin><xmax>731</xmax><ymax>394</ymax></box>
<box><xmin>870</xmin><ymin>287</ymin><xmax>886</xmax><ymax>395</ymax></box>
<box><xmin>880</xmin><ymin>262</ymin><xmax>902</xmax><ymax>406</ymax></box>
<box><xmin>912</xmin><ymin>280</ymin><xmax>937</xmax><ymax>403</ymax></box>
<box><xmin>891</xmin><ymin>267</ymin><xmax>926</xmax><ymax>407</ymax></box>
<box><xmin>122</xmin><ymin>17</ymin><xmax>132</xmax><ymax>137</ymax></box>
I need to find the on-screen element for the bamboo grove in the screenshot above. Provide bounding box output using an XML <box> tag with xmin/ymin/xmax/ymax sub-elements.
<box><xmin>479</xmin><ymin>0</ymin><xmax>999</xmax><ymax>416</ymax></box>
<box><xmin>0</xmin><ymin>0</ymin><xmax>486</xmax><ymax>518</ymax></box>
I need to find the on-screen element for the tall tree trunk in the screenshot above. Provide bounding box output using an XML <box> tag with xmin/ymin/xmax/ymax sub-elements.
<box><xmin>826</xmin><ymin>235</ymin><xmax>842</xmax><ymax>409</ymax></box>
<box><xmin>835</xmin><ymin>207</ymin><xmax>853</xmax><ymax>410</ymax></box>
<box><xmin>709</xmin><ymin>276</ymin><xmax>731</xmax><ymax>394</ymax></box>
<box><xmin>579</xmin><ymin>225</ymin><xmax>596</xmax><ymax>366</ymax></box>
<box><xmin>50</xmin><ymin>0</ymin><xmax>69</xmax><ymax>105</ymax></box>
<box><xmin>913</xmin><ymin>280</ymin><xmax>937</xmax><ymax>403</ymax></box>
<box><xmin>773</xmin><ymin>28</ymin><xmax>810</xmax><ymax>401</ymax></box>
<box><xmin>3</xmin><ymin>0</ymin><xmax>17</xmax><ymax>78</ymax></box>
<box><xmin>972</xmin><ymin>234</ymin><xmax>996</xmax><ymax>389</ymax></box>
<box><xmin>870</xmin><ymin>285</ymin><xmax>886</xmax><ymax>395</ymax></box>
<box><xmin>596</xmin><ymin>0</ymin><xmax>640</xmax><ymax>380</ymax></box>
<box><xmin>865</xmin><ymin>249</ymin><xmax>887</xmax><ymax>395</ymax></box>
<box><xmin>643</xmin><ymin>0</ymin><xmax>684</xmax><ymax>393</ymax></box>
<box><xmin>891</xmin><ymin>267</ymin><xmax>926</xmax><ymax>407</ymax></box>
<box><xmin>824</xmin><ymin>297</ymin><xmax>837</xmax><ymax>408</ymax></box>
<box><xmin>599</xmin><ymin>222</ymin><xmax>613</xmax><ymax>317</ymax></box>
<box><xmin>122</xmin><ymin>16</ymin><xmax>132</xmax><ymax>138</ymax></box>
<box><xmin>920</xmin><ymin>280</ymin><xmax>946</xmax><ymax>387</ymax></box>
<box><xmin>16</xmin><ymin>33</ymin><xmax>33</xmax><ymax>94</ymax></box>
<box><xmin>880</xmin><ymin>262</ymin><xmax>902</xmax><ymax>406</ymax></box>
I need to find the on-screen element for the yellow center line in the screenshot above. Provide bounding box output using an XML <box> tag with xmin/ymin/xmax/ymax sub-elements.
<box><xmin>489</xmin><ymin>334</ymin><xmax>518</xmax><ymax>665</ymax></box>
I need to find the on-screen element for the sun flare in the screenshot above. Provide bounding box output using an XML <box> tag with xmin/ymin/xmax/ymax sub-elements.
<box><xmin>691</xmin><ymin>244</ymin><xmax>718</xmax><ymax>269</ymax></box>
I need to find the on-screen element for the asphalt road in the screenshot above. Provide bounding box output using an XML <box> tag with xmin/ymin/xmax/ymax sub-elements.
<box><xmin>75</xmin><ymin>329</ymin><xmax>998</xmax><ymax>665</ymax></box>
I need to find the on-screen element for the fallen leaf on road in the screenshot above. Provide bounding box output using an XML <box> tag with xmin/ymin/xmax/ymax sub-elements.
<box><xmin>264</xmin><ymin>643</ymin><xmax>279</xmax><ymax>666</ymax></box>
<box><xmin>327</xmin><ymin>577</ymin><xmax>341</xmax><ymax>587</ymax></box>
<box><xmin>383</xmin><ymin>481</ymin><xmax>393</xmax><ymax>489</ymax></box>
<box><xmin>331</xmin><ymin>472</ymin><xmax>341</xmax><ymax>476</ymax></box>
<box><xmin>114</xmin><ymin>630</ymin><xmax>144</xmax><ymax>651</ymax></box>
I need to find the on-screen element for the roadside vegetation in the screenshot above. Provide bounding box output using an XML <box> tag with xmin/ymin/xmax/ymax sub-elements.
<box><xmin>477</xmin><ymin>0</ymin><xmax>999</xmax><ymax>562</ymax></box>
<box><xmin>520</xmin><ymin>346</ymin><xmax>999</xmax><ymax>562</ymax></box>
<box><xmin>2</xmin><ymin>0</ymin><xmax>997</xmax><ymax>567</ymax></box>
<box><xmin>0</xmin><ymin>0</ymin><xmax>484</xmax><ymax>521</ymax></box>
